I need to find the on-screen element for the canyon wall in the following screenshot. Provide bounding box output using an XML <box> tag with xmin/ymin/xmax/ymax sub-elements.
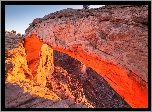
<box><xmin>23</xmin><ymin>5</ymin><xmax>148</xmax><ymax>108</ymax></box>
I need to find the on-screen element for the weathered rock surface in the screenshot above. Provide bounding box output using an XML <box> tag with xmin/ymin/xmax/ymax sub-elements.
<box><xmin>5</xmin><ymin>30</ymin><xmax>24</xmax><ymax>52</ymax></box>
<box><xmin>5</xmin><ymin>31</ymin><xmax>131</xmax><ymax>108</ymax></box>
<box><xmin>5</xmin><ymin>32</ymin><xmax>88</xmax><ymax>108</ymax></box>
<box><xmin>5</xmin><ymin>47</ymin><xmax>131</xmax><ymax>108</ymax></box>
<box><xmin>47</xmin><ymin>50</ymin><xmax>131</xmax><ymax>108</ymax></box>
<box><xmin>5</xmin><ymin>82</ymin><xmax>87</xmax><ymax>108</ymax></box>
<box><xmin>24</xmin><ymin>5</ymin><xmax>148</xmax><ymax>108</ymax></box>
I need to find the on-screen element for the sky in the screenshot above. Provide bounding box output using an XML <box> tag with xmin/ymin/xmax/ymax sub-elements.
<box><xmin>5</xmin><ymin>5</ymin><xmax>104</xmax><ymax>34</ymax></box>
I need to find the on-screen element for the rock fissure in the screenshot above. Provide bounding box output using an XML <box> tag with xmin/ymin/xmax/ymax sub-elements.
<box><xmin>15</xmin><ymin>97</ymin><xmax>37</xmax><ymax>108</ymax></box>
<box><xmin>128</xmin><ymin>70</ymin><xmax>148</xmax><ymax>87</ymax></box>
<box><xmin>104</xmin><ymin>75</ymin><xmax>118</xmax><ymax>86</ymax></box>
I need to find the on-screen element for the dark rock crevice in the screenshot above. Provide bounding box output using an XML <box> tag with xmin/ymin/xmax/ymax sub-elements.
<box><xmin>46</xmin><ymin>50</ymin><xmax>131</xmax><ymax>108</ymax></box>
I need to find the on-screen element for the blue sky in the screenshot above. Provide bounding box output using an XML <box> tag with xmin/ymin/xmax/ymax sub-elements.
<box><xmin>5</xmin><ymin>5</ymin><xmax>104</xmax><ymax>34</ymax></box>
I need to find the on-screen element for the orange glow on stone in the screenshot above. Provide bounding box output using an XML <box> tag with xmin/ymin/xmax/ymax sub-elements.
<box><xmin>5</xmin><ymin>40</ymin><xmax>60</xmax><ymax>100</ymax></box>
<box><xmin>23</xmin><ymin>34</ymin><xmax>44</xmax><ymax>83</ymax></box>
<box><xmin>23</xmin><ymin>34</ymin><xmax>148</xmax><ymax>108</ymax></box>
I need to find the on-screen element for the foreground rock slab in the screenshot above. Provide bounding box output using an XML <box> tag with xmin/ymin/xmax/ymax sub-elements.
<box><xmin>5</xmin><ymin>82</ymin><xmax>88</xmax><ymax>108</ymax></box>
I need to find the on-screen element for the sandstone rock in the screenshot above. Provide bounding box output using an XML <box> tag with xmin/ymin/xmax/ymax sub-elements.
<box><xmin>48</xmin><ymin>100</ymin><xmax>69</xmax><ymax>108</ymax></box>
<box><xmin>5</xmin><ymin>31</ymin><xmax>90</xmax><ymax>108</ymax></box>
<box><xmin>69</xmin><ymin>104</ymin><xmax>83</xmax><ymax>108</ymax></box>
<box><xmin>82</xmin><ymin>105</ymin><xmax>88</xmax><ymax>108</ymax></box>
<box><xmin>5</xmin><ymin>82</ymin><xmax>85</xmax><ymax>108</ymax></box>
<box><xmin>5</xmin><ymin>31</ymin><xmax>24</xmax><ymax>52</ymax></box>
<box><xmin>65</xmin><ymin>99</ymin><xmax>75</xmax><ymax>106</ymax></box>
<box><xmin>36</xmin><ymin>44</ymin><xmax>54</xmax><ymax>87</ymax></box>
<box><xmin>52</xmin><ymin>50</ymin><xmax>131</xmax><ymax>108</ymax></box>
<box><xmin>23</xmin><ymin>5</ymin><xmax>148</xmax><ymax>108</ymax></box>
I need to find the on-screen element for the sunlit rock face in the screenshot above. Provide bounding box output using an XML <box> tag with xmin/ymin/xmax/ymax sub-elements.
<box><xmin>36</xmin><ymin>44</ymin><xmax>54</xmax><ymax>87</ymax></box>
<box><xmin>50</xmin><ymin>50</ymin><xmax>131</xmax><ymax>108</ymax></box>
<box><xmin>5</xmin><ymin>35</ymin><xmax>60</xmax><ymax>102</ymax></box>
<box><xmin>5</xmin><ymin>33</ymin><xmax>90</xmax><ymax>108</ymax></box>
<box><xmin>23</xmin><ymin>5</ymin><xmax>148</xmax><ymax>108</ymax></box>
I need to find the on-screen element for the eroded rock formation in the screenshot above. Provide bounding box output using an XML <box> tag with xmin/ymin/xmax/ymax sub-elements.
<box><xmin>23</xmin><ymin>5</ymin><xmax>148</xmax><ymax>108</ymax></box>
<box><xmin>50</xmin><ymin>50</ymin><xmax>131</xmax><ymax>108</ymax></box>
<box><xmin>5</xmin><ymin>30</ymin><xmax>24</xmax><ymax>52</ymax></box>
<box><xmin>5</xmin><ymin>82</ymin><xmax>88</xmax><ymax>108</ymax></box>
<box><xmin>5</xmin><ymin>31</ymin><xmax>89</xmax><ymax>108</ymax></box>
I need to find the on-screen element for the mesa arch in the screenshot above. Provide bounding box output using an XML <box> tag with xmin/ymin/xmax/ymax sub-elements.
<box><xmin>23</xmin><ymin>5</ymin><xmax>148</xmax><ymax>108</ymax></box>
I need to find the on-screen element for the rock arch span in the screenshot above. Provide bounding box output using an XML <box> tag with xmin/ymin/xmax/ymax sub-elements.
<box><xmin>23</xmin><ymin>5</ymin><xmax>148</xmax><ymax>108</ymax></box>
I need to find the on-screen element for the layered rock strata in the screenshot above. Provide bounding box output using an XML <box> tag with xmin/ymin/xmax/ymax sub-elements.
<box><xmin>24</xmin><ymin>5</ymin><xmax>148</xmax><ymax>108</ymax></box>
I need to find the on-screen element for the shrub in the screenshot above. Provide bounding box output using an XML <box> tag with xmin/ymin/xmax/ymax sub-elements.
<box><xmin>83</xmin><ymin>5</ymin><xmax>90</xmax><ymax>9</ymax></box>
<box><xmin>11</xmin><ymin>30</ymin><xmax>16</xmax><ymax>34</ymax></box>
<box><xmin>17</xmin><ymin>33</ymin><xmax>21</xmax><ymax>36</ymax></box>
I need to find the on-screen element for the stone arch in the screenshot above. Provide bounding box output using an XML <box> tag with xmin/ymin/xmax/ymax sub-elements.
<box><xmin>23</xmin><ymin>5</ymin><xmax>148</xmax><ymax>108</ymax></box>
<box><xmin>23</xmin><ymin>34</ymin><xmax>147</xmax><ymax>108</ymax></box>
